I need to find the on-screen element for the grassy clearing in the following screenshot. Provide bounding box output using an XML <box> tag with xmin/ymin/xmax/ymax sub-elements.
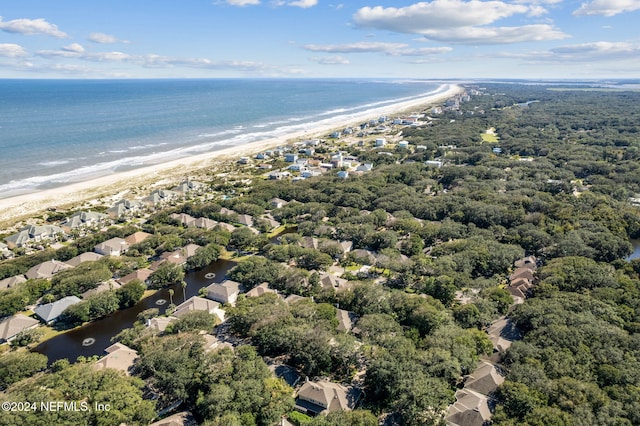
<box><xmin>481</xmin><ymin>127</ymin><xmax>499</xmax><ymax>143</ymax></box>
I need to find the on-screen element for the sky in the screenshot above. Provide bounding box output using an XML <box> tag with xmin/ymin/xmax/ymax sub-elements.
<box><xmin>0</xmin><ymin>0</ymin><xmax>638</xmax><ymax>79</ymax></box>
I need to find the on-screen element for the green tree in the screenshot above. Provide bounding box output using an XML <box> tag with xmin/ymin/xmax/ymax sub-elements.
<box><xmin>148</xmin><ymin>262</ymin><xmax>185</xmax><ymax>289</ymax></box>
<box><xmin>116</xmin><ymin>279</ymin><xmax>145</xmax><ymax>309</ymax></box>
<box><xmin>0</xmin><ymin>351</ymin><xmax>48</xmax><ymax>390</ymax></box>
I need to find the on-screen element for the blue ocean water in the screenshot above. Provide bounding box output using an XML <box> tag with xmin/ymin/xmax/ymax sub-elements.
<box><xmin>0</xmin><ymin>79</ymin><xmax>443</xmax><ymax>198</ymax></box>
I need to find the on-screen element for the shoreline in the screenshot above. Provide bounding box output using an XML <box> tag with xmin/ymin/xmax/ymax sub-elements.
<box><xmin>0</xmin><ymin>84</ymin><xmax>463</xmax><ymax>227</ymax></box>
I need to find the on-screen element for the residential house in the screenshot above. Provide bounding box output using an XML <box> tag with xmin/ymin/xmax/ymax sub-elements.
<box><xmin>445</xmin><ymin>388</ymin><xmax>491</xmax><ymax>426</ymax></box>
<box><xmin>124</xmin><ymin>231</ymin><xmax>153</xmax><ymax>246</ymax></box>
<box><xmin>285</xmin><ymin>153</ymin><xmax>299</xmax><ymax>163</ymax></box>
<box><xmin>0</xmin><ymin>275</ymin><xmax>26</xmax><ymax>290</ymax></box>
<box><xmin>206</xmin><ymin>280</ymin><xmax>241</xmax><ymax>305</ymax></box>
<box><xmin>93</xmin><ymin>342</ymin><xmax>138</xmax><ymax>375</ymax></box>
<box><xmin>349</xmin><ymin>249</ymin><xmax>377</xmax><ymax>265</ymax></box>
<box><xmin>182</xmin><ymin>243</ymin><xmax>201</xmax><ymax>259</ymax></box>
<box><xmin>33</xmin><ymin>296</ymin><xmax>82</xmax><ymax>324</ymax></box>
<box><xmin>398</xmin><ymin>140</ymin><xmax>409</xmax><ymax>149</ymax></box>
<box><xmin>143</xmin><ymin>189</ymin><xmax>180</xmax><ymax>206</ymax></box>
<box><xmin>0</xmin><ymin>242</ymin><xmax>12</xmax><ymax>259</ymax></box>
<box><xmin>246</xmin><ymin>283</ymin><xmax>277</xmax><ymax>298</ymax></box>
<box><xmin>336</xmin><ymin>309</ymin><xmax>357</xmax><ymax>333</ymax></box>
<box><xmin>192</xmin><ymin>217</ymin><xmax>218</xmax><ymax>230</ymax></box>
<box><xmin>81</xmin><ymin>280</ymin><xmax>121</xmax><ymax>299</ymax></box>
<box><xmin>107</xmin><ymin>199</ymin><xmax>142</xmax><ymax>219</ymax></box>
<box><xmin>464</xmin><ymin>361</ymin><xmax>505</xmax><ymax>395</ymax></box>
<box><xmin>172</xmin><ymin>180</ymin><xmax>207</xmax><ymax>194</ymax></box>
<box><xmin>94</xmin><ymin>237</ymin><xmax>129</xmax><ymax>257</ymax></box>
<box><xmin>295</xmin><ymin>380</ymin><xmax>362</xmax><ymax>416</ymax></box>
<box><xmin>510</xmin><ymin>267</ymin><xmax>534</xmax><ymax>282</ymax></box>
<box><xmin>337</xmin><ymin>171</ymin><xmax>349</xmax><ymax>179</ymax></box>
<box><xmin>5</xmin><ymin>224</ymin><xmax>65</xmax><ymax>249</ymax></box>
<box><xmin>146</xmin><ymin>316</ymin><xmax>176</xmax><ymax>333</ymax></box>
<box><xmin>148</xmin><ymin>411</ymin><xmax>197</xmax><ymax>426</ymax></box>
<box><xmin>60</xmin><ymin>211</ymin><xmax>109</xmax><ymax>233</ymax></box>
<box><xmin>202</xmin><ymin>334</ymin><xmax>233</xmax><ymax>353</ymax></box>
<box><xmin>215</xmin><ymin>222</ymin><xmax>236</xmax><ymax>233</ymax></box>
<box><xmin>173</xmin><ymin>296</ymin><xmax>225</xmax><ymax>323</ymax></box>
<box><xmin>375</xmin><ymin>138</ymin><xmax>387</xmax><ymax>147</ymax></box>
<box><xmin>355</xmin><ymin>163</ymin><xmax>373</xmax><ymax>172</ymax></box>
<box><xmin>319</xmin><ymin>273</ymin><xmax>348</xmax><ymax>290</ymax></box>
<box><xmin>300</xmin><ymin>236</ymin><xmax>320</xmax><ymax>250</ymax></box>
<box><xmin>514</xmin><ymin>255</ymin><xmax>537</xmax><ymax>270</ymax></box>
<box><xmin>25</xmin><ymin>260</ymin><xmax>72</xmax><ymax>280</ymax></box>
<box><xmin>270</xmin><ymin>364</ymin><xmax>301</xmax><ymax>388</ymax></box>
<box><xmin>236</xmin><ymin>214</ymin><xmax>254</xmax><ymax>227</ymax></box>
<box><xmin>486</xmin><ymin>317</ymin><xmax>521</xmax><ymax>354</ymax></box>
<box><xmin>220</xmin><ymin>207</ymin><xmax>237</xmax><ymax>216</ymax></box>
<box><xmin>260</xmin><ymin>216</ymin><xmax>281</xmax><ymax>231</ymax></box>
<box><xmin>65</xmin><ymin>252</ymin><xmax>103</xmax><ymax>267</ymax></box>
<box><xmin>0</xmin><ymin>314</ymin><xmax>40</xmax><ymax>343</ymax></box>
<box><xmin>171</xmin><ymin>213</ymin><xmax>196</xmax><ymax>227</ymax></box>
<box><xmin>425</xmin><ymin>160</ymin><xmax>443</xmax><ymax>168</ymax></box>
<box><xmin>284</xmin><ymin>294</ymin><xmax>308</xmax><ymax>305</ymax></box>
<box><xmin>117</xmin><ymin>268</ymin><xmax>153</xmax><ymax>285</ymax></box>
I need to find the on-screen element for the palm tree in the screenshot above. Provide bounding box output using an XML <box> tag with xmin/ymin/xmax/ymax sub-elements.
<box><xmin>181</xmin><ymin>280</ymin><xmax>187</xmax><ymax>302</ymax></box>
<box><xmin>168</xmin><ymin>289</ymin><xmax>174</xmax><ymax>305</ymax></box>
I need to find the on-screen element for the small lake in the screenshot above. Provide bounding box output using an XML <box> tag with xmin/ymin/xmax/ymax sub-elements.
<box><xmin>33</xmin><ymin>259</ymin><xmax>235</xmax><ymax>363</ymax></box>
<box><xmin>627</xmin><ymin>239</ymin><xmax>640</xmax><ymax>261</ymax></box>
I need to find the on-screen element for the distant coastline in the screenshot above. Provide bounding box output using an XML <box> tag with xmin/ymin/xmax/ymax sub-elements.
<box><xmin>0</xmin><ymin>83</ymin><xmax>463</xmax><ymax>227</ymax></box>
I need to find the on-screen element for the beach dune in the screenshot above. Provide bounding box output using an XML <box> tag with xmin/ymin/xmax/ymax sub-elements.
<box><xmin>0</xmin><ymin>84</ymin><xmax>463</xmax><ymax>227</ymax></box>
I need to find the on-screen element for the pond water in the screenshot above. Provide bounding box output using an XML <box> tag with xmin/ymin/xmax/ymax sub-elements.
<box><xmin>33</xmin><ymin>259</ymin><xmax>235</xmax><ymax>364</ymax></box>
<box><xmin>627</xmin><ymin>239</ymin><xmax>640</xmax><ymax>261</ymax></box>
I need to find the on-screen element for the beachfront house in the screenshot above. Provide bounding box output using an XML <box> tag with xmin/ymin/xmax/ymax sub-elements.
<box><xmin>5</xmin><ymin>224</ymin><xmax>65</xmax><ymax>249</ymax></box>
<box><xmin>60</xmin><ymin>211</ymin><xmax>109</xmax><ymax>233</ymax></box>
<box><xmin>143</xmin><ymin>189</ymin><xmax>180</xmax><ymax>206</ymax></box>
<box><xmin>107</xmin><ymin>199</ymin><xmax>142</xmax><ymax>219</ymax></box>
<box><xmin>172</xmin><ymin>180</ymin><xmax>207</xmax><ymax>194</ymax></box>
<box><xmin>285</xmin><ymin>153</ymin><xmax>298</xmax><ymax>163</ymax></box>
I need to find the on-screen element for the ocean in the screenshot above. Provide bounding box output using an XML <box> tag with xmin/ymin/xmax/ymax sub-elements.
<box><xmin>0</xmin><ymin>79</ymin><xmax>442</xmax><ymax>198</ymax></box>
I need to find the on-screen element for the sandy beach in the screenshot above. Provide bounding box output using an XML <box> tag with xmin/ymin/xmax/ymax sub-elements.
<box><xmin>0</xmin><ymin>84</ymin><xmax>463</xmax><ymax>227</ymax></box>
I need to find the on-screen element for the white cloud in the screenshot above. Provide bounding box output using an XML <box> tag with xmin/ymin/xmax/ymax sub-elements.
<box><xmin>304</xmin><ymin>41</ymin><xmax>409</xmax><ymax>53</ymax></box>
<box><xmin>225</xmin><ymin>0</ymin><xmax>261</xmax><ymax>5</ymax></box>
<box><xmin>499</xmin><ymin>41</ymin><xmax>640</xmax><ymax>62</ymax></box>
<box><xmin>353</xmin><ymin>1</ymin><xmax>568</xmax><ymax>44</ymax></box>
<box><xmin>551</xmin><ymin>41</ymin><xmax>640</xmax><ymax>58</ymax></box>
<box><xmin>354</xmin><ymin>1</ymin><xmax>530</xmax><ymax>31</ymax></box>
<box><xmin>573</xmin><ymin>0</ymin><xmax>640</xmax><ymax>16</ymax></box>
<box><xmin>286</xmin><ymin>0</ymin><xmax>318</xmax><ymax>7</ymax></box>
<box><xmin>88</xmin><ymin>32</ymin><xmax>129</xmax><ymax>44</ymax></box>
<box><xmin>0</xmin><ymin>16</ymin><xmax>67</xmax><ymax>38</ymax></box>
<box><xmin>0</xmin><ymin>43</ymin><xmax>27</xmax><ymax>57</ymax></box>
<box><xmin>422</xmin><ymin>24</ymin><xmax>568</xmax><ymax>44</ymax></box>
<box><xmin>37</xmin><ymin>48</ymin><xmax>131</xmax><ymax>62</ymax></box>
<box><xmin>303</xmin><ymin>42</ymin><xmax>452</xmax><ymax>57</ymax></box>
<box><xmin>310</xmin><ymin>55</ymin><xmax>350</xmax><ymax>64</ymax></box>
<box><xmin>391</xmin><ymin>46</ymin><xmax>453</xmax><ymax>55</ymax></box>
<box><xmin>62</xmin><ymin>43</ymin><xmax>85</xmax><ymax>53</ymax></box>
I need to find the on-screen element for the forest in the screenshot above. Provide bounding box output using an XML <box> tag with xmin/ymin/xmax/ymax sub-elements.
<box><xmin>1</xmin><ymin>83</ymin><xmax>640</xmax><ymax>425</ymax></box>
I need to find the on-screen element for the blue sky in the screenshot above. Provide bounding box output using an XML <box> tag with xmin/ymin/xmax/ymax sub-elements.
<box><xmin>0</xmin><ymin>0</ymin><xmax>638</xmax><ymax>79</ymax></box>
